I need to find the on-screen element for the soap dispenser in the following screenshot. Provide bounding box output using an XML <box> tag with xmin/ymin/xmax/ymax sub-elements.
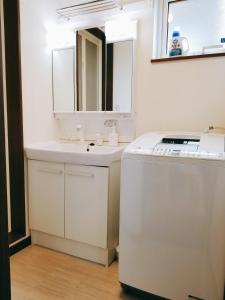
<box><xmin>108</xmin><ymin>125</ymin><xmax>118</xmax><ymax>146</ymax></box>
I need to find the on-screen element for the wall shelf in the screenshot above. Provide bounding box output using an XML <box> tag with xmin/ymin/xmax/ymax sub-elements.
<box><xmin>151</xmin><ymin>52</ymin><xmax>225</xmax><ymax>63</ymax></box>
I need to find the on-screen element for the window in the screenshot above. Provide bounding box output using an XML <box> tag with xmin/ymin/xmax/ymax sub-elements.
<box><xmin>154</xmin><ymin>0</ymin><xmax>225</xmax><ymax>58</ymax></box>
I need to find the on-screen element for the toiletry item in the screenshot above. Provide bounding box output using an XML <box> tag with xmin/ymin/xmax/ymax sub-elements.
<box><xmin>169</xmin><ymin>30</ymin><xmax>189</xmax><ymax>57</ymax></box>
<box><xmin>202</xmin><ymin>38</ymin><xmax>225</xmax><ymax>54</ymax></box>
<box><xmin>76</xmin><ymin>124</ymin><xmax>85</xmax><ymax>144</ymax></box>
<box><xmin>95</xmin><ymin>133</ymin><xmax>103</xmax><ymax>146</ymax></box>
<box><xmin>202</xmin><ymin>44</ymin><xmax>225</xmax><ymax>54</ymax></box>
<box><xmin>108</xmin><ymin>126</ymin><xmax>118</xmax><ymax>146</ymax></box>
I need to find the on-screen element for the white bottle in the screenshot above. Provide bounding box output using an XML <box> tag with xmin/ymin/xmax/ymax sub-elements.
<box><xmin>95</xmin><ymin>133</ymin><xmax>103</xmax><ymax>146</ymax></box>
<box><xmin>76</xmin><ymin>124</ymin><xmax>85</xmax><ymax>144</ymax></box>
<box><xmin>169</xmin><ymin>30</ymin><xmax>189</xmax><ymax>57</ymax></box>
<box><xmin>108</xmin><ymin>126</ymin><xmax>118</xmax><ymax>146</ymax></box>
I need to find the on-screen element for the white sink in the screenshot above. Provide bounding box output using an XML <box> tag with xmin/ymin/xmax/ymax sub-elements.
<box><xmin>25</xmin><ymin>141</ymin><xmax>126</xmax><ymax>166</ymax></box>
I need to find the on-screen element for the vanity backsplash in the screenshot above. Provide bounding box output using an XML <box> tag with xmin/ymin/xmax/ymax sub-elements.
<box><xmin>55</xmin><ymin>114</ymin><xmax>135</xmax><ymax>143</ymax></box>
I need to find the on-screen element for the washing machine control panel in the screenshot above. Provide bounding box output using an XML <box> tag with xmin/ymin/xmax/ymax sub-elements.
<box><xmin>126</xmin><ymin>133</ymin><xmax>225</xmax><ymax>161</ymax></box>
<box><xmin>131</xmin><ymin>147</ymin><xmax>225</xmax><ymax>160</ymax></box>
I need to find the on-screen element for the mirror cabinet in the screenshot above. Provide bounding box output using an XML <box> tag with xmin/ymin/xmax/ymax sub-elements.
<box><xmin>52</xmin><ymin>26</ymin><xmax>133</xmax><ymax>113</ymax></box>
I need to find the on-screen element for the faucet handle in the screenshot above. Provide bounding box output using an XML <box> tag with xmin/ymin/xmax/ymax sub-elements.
<box><xmin>104</xmin><ymin>119</ymin><xmax>117</xmax><ymax>127</ymax></box>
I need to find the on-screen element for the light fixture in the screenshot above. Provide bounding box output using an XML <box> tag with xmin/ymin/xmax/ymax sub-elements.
<box><xmin>57</xmin><ymin>0</ymin><xmax>123</xmax><ymax>20</ymax></box>
<box><xmin>105</xmin><ymin>18</ymin><xmax>137</xmax><ymax>43</ymax></box>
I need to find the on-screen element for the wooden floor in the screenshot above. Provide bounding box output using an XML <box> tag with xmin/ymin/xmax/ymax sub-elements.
<box><xmin>10</xmin><ymin>245</ymin><xmax>147</xmax><ymax>300</ymax></box>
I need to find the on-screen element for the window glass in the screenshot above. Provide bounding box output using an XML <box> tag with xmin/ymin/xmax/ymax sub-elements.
<box><xmin>167</xmin><ymin>0</ymin><xmax>225</xmax><ymax>55</ymax></box>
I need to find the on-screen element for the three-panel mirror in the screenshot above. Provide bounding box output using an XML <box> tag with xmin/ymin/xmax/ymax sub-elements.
<box><xmin>52</xmin><ymin>26</ymin><xmax>133</xmax><ymax>113</ymax></box>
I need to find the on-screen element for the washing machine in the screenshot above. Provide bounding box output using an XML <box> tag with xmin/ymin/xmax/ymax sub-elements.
<box><xmin>119</xmin><ymin>132</ymin><xmax>225</xmax><ymax>300</ymax></box>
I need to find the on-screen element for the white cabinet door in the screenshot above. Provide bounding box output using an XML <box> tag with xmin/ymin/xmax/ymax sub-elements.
<box><xmin>28</xmin><ymin>160</ymin><xmax>64</xmax><ymax>238</ymax></box>
<box><xmin>65</xmin><ymin>164</ymin><xmax>108</xmax><ymax>248</ymax></box>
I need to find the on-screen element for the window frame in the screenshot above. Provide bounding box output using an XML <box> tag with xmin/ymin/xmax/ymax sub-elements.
<box><xmin>153</xmin><ymin>0</ymin><xmax>187</xmax><ymax>58</ymax></box>
<box><xmin>162</xmin><ymin>0</ymin><xmax>178</xmax><ymax>57</ymax></box>
<box><xmin>152</xmin><ymin>0</ymin><xmax>225</xmax><ymax>61</ymax></box>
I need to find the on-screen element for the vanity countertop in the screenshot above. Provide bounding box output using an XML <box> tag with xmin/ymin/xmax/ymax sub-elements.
<box><xmin>25</xmin><ymin>141</ymin><xmax>127</xmax><ymax>167</ymax></box>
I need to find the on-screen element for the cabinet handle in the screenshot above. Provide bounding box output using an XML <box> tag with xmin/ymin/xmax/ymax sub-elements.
<box><xmin>38</xmin><ymin>168</ymin><xmax>63</xmax><ymax>175</ymax></box>
<box><xmin>66</xmin><ymin>171</ymin><xmax>94</xmax><ymax>178</ymax></box>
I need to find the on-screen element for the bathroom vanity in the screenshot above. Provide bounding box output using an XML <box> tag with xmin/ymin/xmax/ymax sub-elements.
<box><xmin>25</xmin><ymin>19</ymin><xmax>135</xmax><ymax>267</ymax></box>
<box><xmin>26</xmin><ymin>141</ymin><xmax>124</xmax><ymax>266</ymax></box>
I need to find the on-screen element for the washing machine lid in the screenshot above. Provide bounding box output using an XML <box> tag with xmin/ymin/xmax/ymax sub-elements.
<box><xmin>124</xmin><ymin>132</ymin><xmax>225</xmax><ymax>160</ymax></box>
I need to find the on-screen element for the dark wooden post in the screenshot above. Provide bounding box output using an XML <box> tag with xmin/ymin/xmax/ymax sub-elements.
<box><xmin>0</xmin><ymin>2</ymin><xmax>11</xmax><ymax>298</ymax></box>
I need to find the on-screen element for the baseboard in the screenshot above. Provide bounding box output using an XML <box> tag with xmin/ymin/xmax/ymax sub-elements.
<box><xmin>31</xmin><ymin>230</ymin><xmax>115</xmax><ymax>266</ymax></box>
<box><xmin>9</xmin><ymin>236</ymin><xmax>31</xmax><ymax>256</ymax></box>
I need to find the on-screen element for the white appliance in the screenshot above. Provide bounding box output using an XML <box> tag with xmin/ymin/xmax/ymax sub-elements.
<box><xmin>119</xmin><ymin>132</ymin><xmax>225</xmax><ymax>300</ymax></box>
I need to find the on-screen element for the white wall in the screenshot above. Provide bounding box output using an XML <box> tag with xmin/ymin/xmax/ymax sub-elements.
<box><xmin>135</xmin><ymin>5</ymin><xmax>225</xmax><ymax>136</ymax></box>
<box><xmin>20</xmin><ymin>0</ymin><xmax>225</xmax><ymax>144</ymax></box>
<box><xmin>20</xmin><ymin>0</ymin><xmax>60</xmax><ymax>144</ymax></box>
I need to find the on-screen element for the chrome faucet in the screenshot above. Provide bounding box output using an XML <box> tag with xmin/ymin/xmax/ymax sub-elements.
<box><xmin>104</xmin><ymin>119</ymin><xmax>117</xmax><ymax>128</ymax></box>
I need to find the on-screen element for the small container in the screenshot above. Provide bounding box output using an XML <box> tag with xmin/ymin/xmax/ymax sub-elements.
<box><xmin>108</xmin><ymin>126</ymin><xmax>118</xmax><ymax>146</ymax></box>
<box><xmin>95</xmin><ymin>133</ymin><xmax>103</xmax><ymax>146</ymax></box>
<box><xmin>169</xmin><ymin>30</ymin><xmax>189</xmax><ymax>57</ymax></box>
<box><xmin>76</xmin><ymin>124</ymin><xmax>85</xmax><ymax>144</ymax></box>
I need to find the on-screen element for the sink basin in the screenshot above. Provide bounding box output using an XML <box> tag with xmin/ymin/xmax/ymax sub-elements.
<box><xmin>25</xmin><ymin>141</ymin><xmax>126</xmax><ymax>166</ymax></box>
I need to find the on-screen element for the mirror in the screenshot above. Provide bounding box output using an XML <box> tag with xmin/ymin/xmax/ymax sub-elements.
<box><xmin>76</xmin><ymin>29</ymin><xmax>103</xmax><ymax>111</ymax></box>
<box><xmin>110</xmin><ymin>40</ymin><xmax>133</xmax><ymax>112</ymax></box>
<box><xmin>52</xmin><ymin>26</ymin><xmax>133</xmax><ymax>113</ymax></box>
<box><xmin>52</xmin><ymin>48</ymin><xmax>75</xmax><ymax>112</ymax></box>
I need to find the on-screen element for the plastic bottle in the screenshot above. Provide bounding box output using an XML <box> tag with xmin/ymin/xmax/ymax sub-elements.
<box><xmin>169</xmin><ymin>30</ymin><xmax>189</xmax><ymax>57</ymax></box>
<box><xmin>76</xmin><ymin>124</ymin><xmax>85</xmax><ymax>144</ymax></box>
<box><xmin>108</xmin><ymin>126</ymin><xmax>118</xmax><ymax>146</ymax></box>
<box><xmin>95</xmin><ymin>133</ymin><xmax>103</xmax><ymax>146</ymax></box>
